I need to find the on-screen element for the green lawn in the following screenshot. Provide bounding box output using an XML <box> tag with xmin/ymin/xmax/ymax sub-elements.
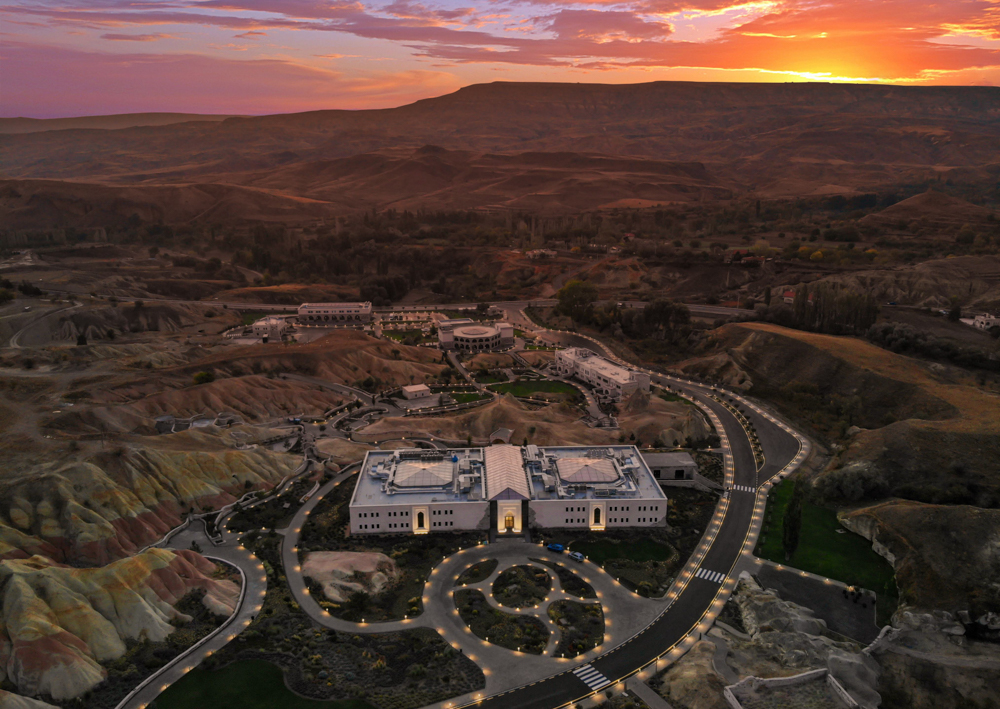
<box><xmin>756</xmin><ymin>480</ymin><xmax>898</xmax><ymax>623</ymax></box>
<box><xmin>154</xmin><ymin>659</ymin><xmax>376</xmax><ymax>709</ymax></box>
<box><xmin>567</xmin><ymin>538</ymin><xmax>675</xmax><ymax>565</ymax></box>
<box><xmin>473</xmin><ymin>372</ymin><xmax>506</xmax><ymax>384</ymax></box>
<box><xmin>488</xmin><ymin>381</ymin><xmax>580</xmax><ymax>398</ymax></box>
<box><xmin>240</xmin><ymin>311</ymin><xmax>272</xmax><ymax>326</ymax></box>
<box><xmin>451</xmin><ymin>392</ymin><xmax>490</xmax><ymax>404</ymax></box>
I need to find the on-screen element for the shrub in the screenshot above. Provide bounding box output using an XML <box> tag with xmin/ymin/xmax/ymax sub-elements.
<box><xmin>193</xmin><ymin>371</ymin><xmax>215</xmax><ymax>385</ymax></box>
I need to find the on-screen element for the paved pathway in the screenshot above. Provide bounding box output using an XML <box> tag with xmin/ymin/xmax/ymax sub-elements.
<box><xmin>117</xmin><ymin>519</ymin><xmax>268</xmax><ymax>709</ymax></box>
<box><xmin>625</xmin><ymin>676</ymin><xmax>675</xmax><ymax>709</ymax></box>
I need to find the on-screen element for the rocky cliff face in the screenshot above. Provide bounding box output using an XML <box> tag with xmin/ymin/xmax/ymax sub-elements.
<box><xmin>839</xmin><ymin>501</ymin><xmax>1000</xmax><ymax>618</ymax></box>
<box><xmin>0</xmin><ymin>437</ymin><xmax>297</xmax><ymax>566</ymax></box>
<box><xmin>0</xmin><ymin>549</ymin><xmax>237</xmax><ymax>700</ymax></box>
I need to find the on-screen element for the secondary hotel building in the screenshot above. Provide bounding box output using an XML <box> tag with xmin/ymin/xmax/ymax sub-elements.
<box><xmin>554</xmin><ymin>348</ymin><xmax>651</xmax><ymax>401</ymax></box>
<box><xmin>297</xmin><ymin>302</ymin><xmax>373</xmax><ymax>323</ymax></box>
<box><xmin>348</xmin><ymin>444</ymin><xmax>667</xmax><ymax>536</ymax></box>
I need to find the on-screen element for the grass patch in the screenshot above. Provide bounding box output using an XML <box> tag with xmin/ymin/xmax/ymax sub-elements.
<box><xmin>454</xmin><ymin>590</ymin><xmax>548</xmax><ymax>654</ymax></box>
<box><xmin>473</xmin><ymin>371</ymin><xmax>506</xmax><ymax>384</ymax></box>
<box><xmin>153</xmin><ymin>659</ymin><xmax>376</xmax><ymax>709</ymax></box>
<box><xmin>455</xmin><ymin>559</ymin><xmax>498</xmax><ymax>586</ymax></box>
<box><xmin>756</xmin><ymin>480</ymin><xmax>898</xmax><ymax>623</ymax></box>
<box><xmin>492</xmin><ymin>565</ymin><xmax>551</xmax><ymax>609</ymax></box>
<box><xmin>548</xmin><ymin>601</ymin><xmax>605</xmax><ymax>658</ymax></box>
<box><xmin>488</xmin><ymin>380</ymin><xmax>581</xmax><ymax>399</ymax></box>
<box><xmin>449</xmin><ymin>392</ymin><xmax>490</xmax><ymax>404</ymax></box>
<box><xmin>567</xmin><ymin>538</ymin><xmax>674</xmax><ymax>565</ymax></box>
<box><xmin>241</xmin><ymin>311</ymin><xmax>273</xmax><ymax>326</ymax></box>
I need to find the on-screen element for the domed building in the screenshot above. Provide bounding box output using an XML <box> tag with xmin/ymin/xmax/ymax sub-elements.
<box><xmin>437</xmin><ymin>319</ymin><xmax>514</xmax><ymax>352</ymax></box>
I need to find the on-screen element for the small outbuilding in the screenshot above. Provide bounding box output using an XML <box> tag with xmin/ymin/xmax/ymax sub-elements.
<box><xmin>401</xmin><ymin>384</ymin><xmax>432</xmax><ymax>400</ymax></box>
<box><xmin>641</xmin><ymin>451</ymin><xmax>698</xmax><ymax>481</ymax></box>
<box><xmin>490</xmin><ymin>427</ymin><xmax>513</xmax><ymax>444</ymax></box>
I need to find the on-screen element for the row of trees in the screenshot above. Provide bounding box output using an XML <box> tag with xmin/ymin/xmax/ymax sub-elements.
<box><xmin>556</xmin><ymin>280</ymin><xmax>694</xmax><ymax>343</ymax></box>
<box><xmin>758</xmin><ymin>283</ymin><xmax>880</xmax><ymax>336</ymax></box>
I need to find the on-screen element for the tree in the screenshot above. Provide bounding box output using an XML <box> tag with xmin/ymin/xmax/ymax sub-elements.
<box><xmin>782</xmin><ymin>479</ymin><xmax>805</xmax><ymax>561</ymax></box>
<box><xmin>556</xmin><ymin>279</ymin><xmax>598</xmax><ymax>322</ymax></box>
<box><xmin>948</xmin><ymin>304</ymin><xmax>962</xmax><ymax>322</ymax></box>
<box><xmin>193</xmin><ymin>371</ymin><xmax>215</xmax><ymax>385</ymax></box>
<box><xmin>763</xmin><ymin>288</ymin><xmax>772</xmax><ymax>307</ymax></box>
<box><xmin>76</xmin><ymin>333</ymin><xmax>87</xmax><ymax>346</ymax></box>
<box><xmin>0</xmin><ymin>289</ymin><xmax>14</xmax><ymax>306</ymax></box>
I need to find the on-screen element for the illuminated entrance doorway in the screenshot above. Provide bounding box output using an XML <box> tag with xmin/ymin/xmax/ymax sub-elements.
<box><xmin>504</xmin><ymin>512</ymin><xmax>515</xmax><ymax>532</ymax></box>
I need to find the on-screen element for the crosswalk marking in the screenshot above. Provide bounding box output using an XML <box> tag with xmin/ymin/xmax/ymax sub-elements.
<box><xmin>733</xmin><ymin>485</ymin><xmax>756</xmax><ymax>493</ymax></box>
<box><xmin>694</xmin><ymin>567</ymin><xmax>727</xmax><ymax>584</ymax></box>
<box><xmin>572</xmin><ymin>664</ymin><xmax>611</xmax><ymax>691</ymax></box>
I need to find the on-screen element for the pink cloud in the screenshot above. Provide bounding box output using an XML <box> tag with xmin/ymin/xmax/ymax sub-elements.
<box><xmin>101</xmin><ymin>32</ymin><xmax>173</xmax><ymax>41</ymax></box>
<box><xmin>0</xmin><ymin>40</ymin><xmax>461</xmax><ymax>116</ymax></box>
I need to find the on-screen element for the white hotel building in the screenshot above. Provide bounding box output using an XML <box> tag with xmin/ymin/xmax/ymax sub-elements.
<box><xmin>554</xmin><ymin>348</ymin><xmax>651</xmax><ymax>402</ymax></box>
<box><xmin>297</xmin><ymin>302</ymin><xmax>373</xmax><ymax>324</ymax></box>
<box><xmin>348</xmin><ymin>444</ymin><xmax>667</xmax><ymax>536</ymax></box>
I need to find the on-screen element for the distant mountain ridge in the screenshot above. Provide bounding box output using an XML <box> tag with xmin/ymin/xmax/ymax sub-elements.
<box><xmin>0</xmin><ymin>112</ymin><xmax>246</xmax><ymax>135</ymax></box>
<box><xmin>1</xmin><ymin>81</ymin><xmax>998</xmax><ymax>224</ymax></box>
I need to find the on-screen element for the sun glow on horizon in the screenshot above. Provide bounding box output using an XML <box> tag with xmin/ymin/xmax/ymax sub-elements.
<box><xmin>2</xmin><ymin>0</ymin><xmax>998</xmax><ymax>117</ymax></box>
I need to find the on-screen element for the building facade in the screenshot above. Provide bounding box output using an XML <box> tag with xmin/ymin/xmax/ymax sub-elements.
<box><xmin>972</xmin><ymin>313</ymin><xmax>1000</xmax><ymax>331</ymax></box>
<box><xmin>348</xmin><ymin>444</ymin><xmax>667</xmax><ymax>536</ymax></box>
<box><xmin>298</xmin><ymin>302</ymin><xmax>373</xmax><ymax>324</ymax></box>
<box><xmin>251</xmin><ymin>316</ymin><xmax>290</xmax><ymax>342</ymax></box>
<box><xmin>401</xmin><ymin>384</ymin><xmax>432</xmax><ymax>400</ymax></box>
<box><xmin>437</xmin><ymin>320</ymin><xmax>514</xmax><ymax>352</ymax></box>
<box><xmin>553</xmin><ymin>348</ymin><xmax>651</xmax><ymax>401</ymax></box>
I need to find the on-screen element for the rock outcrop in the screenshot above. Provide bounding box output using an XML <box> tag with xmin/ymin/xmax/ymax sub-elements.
<box><xmin>0</xmin><ymin>549</ymin><xmax>237</xmax><ymax>700</ymax></box>
<box><xmin>839</xmin><ymin>501</ymin><xmax>1000</xmax><ymax>617</ymax></box>
<box><xmin>302</xmin><ymin>551</ymin><xmax>399</xmax><ymax>603</ymax></box>
<box><xmin>0</xmin><ymin>691</ymin><xmax>59</xmax><ymax>709</ymax></box>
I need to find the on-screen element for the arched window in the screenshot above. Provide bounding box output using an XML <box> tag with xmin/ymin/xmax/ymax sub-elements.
<box><xmin>417</xmin><ymin>511</ymin><xmax>425</xmax><ymax>529</ymax></box>
<box><xmin>593</xmin><ymin>508</ymin><xmax>602</xmax><ymax>525</ymax></box>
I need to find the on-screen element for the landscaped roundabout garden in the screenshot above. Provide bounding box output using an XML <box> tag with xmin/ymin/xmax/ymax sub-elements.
<box><xmin>453</xmin><ymin>589</ymin><xmax>549</xmax><ymax>654</ymax></box>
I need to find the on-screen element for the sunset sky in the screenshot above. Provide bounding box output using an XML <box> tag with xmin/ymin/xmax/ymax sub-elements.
<box><xmin>3</xmin><ymin>0</ymin><xmax>999</xmax><ymax>117</ymax></box>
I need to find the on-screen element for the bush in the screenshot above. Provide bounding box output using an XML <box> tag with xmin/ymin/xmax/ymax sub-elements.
<box><xmin>193</xmin><ymin>371</ymin><xmax>215</xmax><ymax>385</ymax></box>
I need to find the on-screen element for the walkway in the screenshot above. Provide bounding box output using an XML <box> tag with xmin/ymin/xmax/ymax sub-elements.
<box><xmin>117</xmin><ymin>519</ymin><xmax>268</xmax><ymax>709</ymax></box>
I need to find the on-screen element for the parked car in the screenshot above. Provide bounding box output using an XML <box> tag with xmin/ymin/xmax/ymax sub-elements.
<box><xmin>568</xmin><ymin>551</ymin><xmax>585</xmax><ymax>563</ymax></box>
<box><xmin>546</xmin><ymin>543</ymin><xmax>565</xmax><ymax>553</ymax></box>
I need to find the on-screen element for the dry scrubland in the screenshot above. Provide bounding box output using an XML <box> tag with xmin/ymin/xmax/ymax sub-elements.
<box><xmin>676</xmin><ymin>322</ymin><xmax>1000</xmax><ymax>617</ymax></box>
<box><xmin>363</xmin><ymin>390</ymin><xmax>708</xmax><ymax>447</ymax></box>
<box><xmin>0</xmin><ymin>329</ymin><xmax>460</xmax><ymax>705</ymax></box>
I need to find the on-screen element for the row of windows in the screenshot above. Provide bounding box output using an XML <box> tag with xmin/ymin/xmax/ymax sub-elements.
<box><xmin>360</xmin><ymin>524</ymin><xmax>380</xmax><ymax>530</ymax></box>
<box><xmin>564</xmin><ymin>506</ymin><xmax>586</xmax><ymax>512</ymax></box>
<box><xmin>432</xmin><ymin>510</ymin><xmax>453</xmax><ymax>516</ymax></box>
<box><xmin>304</xmin><ymin>314</ymin><xmax>366</xmax><ymax>321</ymax></box>
<box><xmin>608</xmin><ymin>517</ymin><xmax>654</xmax><ymax>524</ymax></box>
<box><xmin>564</xmin><ymin>518</ymin><xmax>585</xmax><ymax>524</ymax></box>
<box><xmin>359</xmin><ymin>511</ymin><xmax>412</xmax><ymax>519</ymax></box>
<box><xmin>433</xmin><ymin>521</ymin><xmax>454</xmax><ymax>527</ymax></box>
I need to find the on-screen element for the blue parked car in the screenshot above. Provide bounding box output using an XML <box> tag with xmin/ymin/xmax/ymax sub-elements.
<box><xmin>546</xmin><ymin>543</ymin><xmax>565</xmax><ymax>553</ymax></box>
<box><xmin>568</xmin><ymin>551</ymin><xmax>585</xmax><ymax>563</ymax></box>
